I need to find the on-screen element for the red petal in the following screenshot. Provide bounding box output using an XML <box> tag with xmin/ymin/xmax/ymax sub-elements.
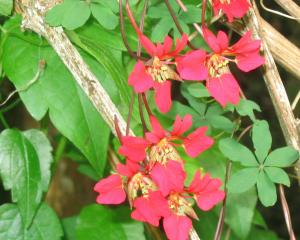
<box><xmin>154</xmin><ymin>81</ymin><xmax>172</xmax><ymax>113</ymax></box>
<box><xmin>236</xmin><ymin>53</ymin><xmax>265</xmax><ymax>72</ymax></box>
<box><xmin>139</xmin><ymin>34</ymin><xmax>157</xmax><ymax>56</ymax></box>
<box><xmin>150</xmin><ymin>161</ymin><xmax>186</xmax><ymax>196</ymax></box>
<box><xmin>119</xmin><ymin>136</ymin><xmax>149</xmax><ymax>162</ymax></box>
<box><xmin>163</xmin><ymin>215</ymin><xmax>192</xmax><ymax>240</ymax></box>
<box><xmin>116</xmin><ymin>162</ymin><xmax>140</xmax><ymax>178</ymax></box>
<box><xmin>94</xmin><ymin>174</ymin><xmax>126</xmax><ymax>204</ymax></box>
<box><xmin>203</xmin><ymin>27</ymin><xmax>222</xmax><ymax>53</ymax></box>
<box><xmin>184</xmin><ymin>126</ymin><xmax>214</xmax><ymax>157</ymax></box>
<box><xmin>128</xmin><ymin>61</ymin><xmax>154</xmax><ymax>93</ymax></box>
<box><xmin>176</xmin><ymin>50</ymin><xmax>208</xmax><ymax>80</ymax></box>
<box><xmin>171</xmin><ymin>114</ymin><xmax>192</xmax><ymax>136</ymax></box>
<box><xmin>169</xmin><ymin>34</ymin><xmax>188</xmax><ymax>57</ymax></box>
<box><xmin>148</xmin><ymin>115</ymin><xmax>166</xmax><ymax>139</ymax></box>
<box><xmin>131</xmin><ymin>191</ymin><xmax>170</xmax><ymax>226</ymax></box>
<box><xmin>206</xmin><ymin>74</ymin><xmax>240</xmax><ymax>107</ymax></box>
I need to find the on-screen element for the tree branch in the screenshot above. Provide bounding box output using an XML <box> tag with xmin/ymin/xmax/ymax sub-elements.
<box><xmin>15</xmin><ymin>0</ymin><xmax>133</xmax><ymax>137</ymax></box>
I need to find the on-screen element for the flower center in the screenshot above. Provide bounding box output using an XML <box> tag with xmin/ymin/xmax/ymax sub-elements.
<box><xmin>146</xmin><ymin>57</ymin><xmax>181</xmax><ymax>83</ymax></box>
<box><xmin>149</xmin><ymin>138</ymin><xmax>181</xmax><ymax>166</ymax></box>
<box><xmin>128</xmin><ymin>173</ymin><xmax>157</xmax><ymax>205</ymax></box>
<box><xmin>220</xmin><ymin>0</ymin><xmax>231</xmax><ymax>4</ymax></box>
<box><xmin>206</xmin><ymin>54</ymin><xmax>229</xmax><ymax>78</ymax></box>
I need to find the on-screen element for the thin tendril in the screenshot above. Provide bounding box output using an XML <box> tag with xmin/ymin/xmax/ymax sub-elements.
<box><xmin>260</xmin><ymin>0</ymin><xmax>300</xmax><ymax>20</ymax></box>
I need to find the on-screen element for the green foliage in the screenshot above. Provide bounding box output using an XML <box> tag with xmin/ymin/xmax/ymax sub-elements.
<box><xmin>0</xmin><ymin>203</ymin><xmax>63</xmax><ymax>240</ymax></box>
<box><xmin>0</xmin><ymin>0</ymin><xmax>12</xmax><ymax>16</ymax></box>
<box><xmin>45</xmin><ymin>0</ymin><xmax>119</xmax><ymax>30</ymax></box>
<box><xmin>76</xmin><ymin>205</ymin><xmax>146</xmax><ymax>240</ymax></box>
<box><xmin>220</xmin><ymin>120</ymin><xmax>299</xmax><ymax>207</ymax></box>
<box><xmin>0</xmin><ymin>129</ymin><xmax>43</xmax><ymax>227</ymax></box>
<box><xmin>2</xmin><ymin>16</ymin><xmax>111</xmax><ymax>177</ymax></box>
<box><xmin>147</xmin><ymin>0</ymin><xmax>211</xmax><ymax>42</ymax></box>
<box><xmin>235</xmin><ymin>99</ymin><xmax>261</xmax><ymax>122</ymax></box>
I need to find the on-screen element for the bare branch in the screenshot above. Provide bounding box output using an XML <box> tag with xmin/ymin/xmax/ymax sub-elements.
<box><xmin>15</xmin><ymin>0</ymin><xmax>133</xmax><ymax>137</ymax></box>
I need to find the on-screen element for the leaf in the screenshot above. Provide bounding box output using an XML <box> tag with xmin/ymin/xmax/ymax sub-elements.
<box><xmin>0</xmin><ymin>203</ymin><xmax>63</xmax><ymax>240</ymax></box>
<box><xmin>62</xmin><ymin>216</ymin><xmax>77</xmax><ymax>240</ymax></box>
<box><xmin>76</xmin><ymin>204</ymin><xmax>146</xmax><ymax>240</ymax></box>
<box><xmin>264</xmin><ymin>167</ymin><xmax>290</xmax><ymax>187</ymax></box>
<box><xmin>23</xmin><ymin>129</ymin><xmax>53</xmax><ymax>191</ymax></box>
<box><xmin>252</xmin><ymin>120</ymin><xmax>272</xmax><ymax>163</ymax></box>
<box><xmin>46</xmin><ymin>0</ymin><xmax>91</xmax><ymax>30</ymax></box>
<box><xmin>3</xmin><ymin>18</ymin><xmax>111</xmax><ymax>176</ymax></box>
<box><xmin>26</xmin><ymin>203</ymin><xmax>63</xmax><ymax>240</ymax></box>
<box><xmin>91</xmin><ymin>3</ymin><xmax>118</xmax><ymax>30</ymax></box>
<box><xmin>225</xmin><ymin>188</ymin><xmax>257</xmax><ymax>239</ymax></box>
<box><xmin>236</xmin><ymin>99</ymin><xmax>261</xmax><ymax>122</ymax></box>
<box><xmin>186</xmin><ymin>82</ymin><xmax>210</xmax><ymax>98</ymax></box>
<box><xmin>219</xmin><ymin>138</ymin><xmax>258</xmax><ymax>166</ymax></box>
<box><xmin>227</xmin><ymin>168</ymin><xmax>259</xmax><ymax>193</ymax></box>
<box><xmin>0</xmin><ymin>204</ymin><xmax>23</xmax><ymax>240</ymax></box>
<box><xmin>0</xmin><ymin>129</ymin><xmax>42</xmax><ymax>227</ymax></box>
<box><xmin>257</xmin><ymin>171</ymin><xmax>277</xmax><ymax>207</ymax></box>
<box><xmin>206</xmin><ymin>115</ymin><xmax>235</xmax><ymax>133</ymax></box>
<box><xmin>0</xmin><ymin>0</ymin><xmax>13</xmax><ymax>16</ymax></box>
<box><xmin>264</xmin><ymin>146</ymin><xmax>299</xmax><ymax>167</ymax></box>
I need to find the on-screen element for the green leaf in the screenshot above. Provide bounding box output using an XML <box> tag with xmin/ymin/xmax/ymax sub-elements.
<box><xmin>62</xmin><ymin>216</ymin><xmax>77</xmax><ymax>240</ymax></box>
<box><xmin>0</xmin><ymin>204</ymin><xmax>23</xmax><ymax>240</ymax></box>
<box><xmin>151</xmin><ymin>18</ymin><xmax>174</xmax><ymax>42</ymax></box>
<box><xmin>0</xmin><ymin>0</ymin><xmax>13</xmax><ymax>16</ymax></box>
<box><xmin>257</xmin><ymin>171</ymin><xmax>277</xmax><ymax>207</ymax></box>
<box><xmin>225</xmin><ymin>188</ymin><xmax>257</xmax><ymax>239</ymax></box>
<box><xmin>186</xmin><ymin>82</ymin><xmax>210</xmax><ymax>98</ymax></box>
<box><xmin>236</xmin><ymin>99</ymin><xmax>261</xmax><ymax>122</ymax></box>
<box><xmin>91</xmin><ymin>3</ymin><xmax>118</xmax><ymax>30</ymax></box>
<box><xmin>252</xmin><ymin>120</ymin><xmax>272</xmax><ymax>163</ymax></box>
<box><xmin>227</xmin><ymin>168</ymin><xmax>259</xmax><ymax>193</ymax></box>
<box><xmin>0</xmin><ymin>129</ymin><xmax>42</xmax><ymax>227</ymax></box>
<box><xmin>23</xmin><ymin>129</ymin><xmax>53</xmax><ymax>191</ymax></box>
<box><xmin>76</xmin><ymin>205</ymin><xmax>146</xmax><ymax>240</ymax></box>
<box><xmin>219</xmin><ymin>138</ymin><xmax>258</xmax><ymax>166</ymax></box>
<box><xmin>26</xmin><ymin>203</ymin><xmax>63</xmax><ymax>240</ymax></box>
<box><xmin>0</xmin><ymin>203</ymin><xmax>63</xmax><ymax>240</ymax></box>
<box><xmin>264</xmin><ymin>167</ymin><xmax>290</xmax><ymax>187</ymax></box>
<box><xmin>46</xmin><ymin>0</ymin><xmax>91</xmax><ymax>30</ymax></box>
<box><xmin>264</xmin><ymin>146</ymin><xmax>299</xmax><ymax>167</ymax></box>
<box><xmin>3</xmin><ymin>18</ymin><xmax>111</xmax><ymax>176</ymax></box>
<box><xmin>206</xmin><ymin>115</ymin><xmax>235</xmax><ymax>133</ymax></box>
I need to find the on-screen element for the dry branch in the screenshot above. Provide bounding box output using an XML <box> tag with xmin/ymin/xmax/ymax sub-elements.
<box><xmin>15</xmin><ymin>0</ymin><xmax>133</xmax><ymax>137</ymax></box>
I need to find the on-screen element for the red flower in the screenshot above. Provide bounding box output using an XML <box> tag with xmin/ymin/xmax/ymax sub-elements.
<box><xmin>146</xmin><ymin>115</ymin><xmax>214</xmax><ymax>165</ymax></box>
<box><xmin>177</xmin><ymin>28</ymin><xmax>264</xmax><ymax>107</ymax></box>
<box><xmin>212</xmin><ymin>0</ymin><xmax>250</xmax><ymax>22</ymax></box>
<box><xmin>94</xmin><ymin>174</ymin><xmax>126</xmax><ymax>204</ymax></box>
<box><xmin>188</xmin><ymin>171</ymin><xmax>225</xmax><ymax>211</ymax></box>
<box><xmin>129</xmin><ymin>34</ymin><xmax>188</xmax><ymax>113</ymax></box>
<box><xmin>163</xmin><ymin>215</ymin><xmax>192</xmax><ymax>240</ymax></box>
<box><xmin>150</xmin><ymin>160</ymin><xmax>186</xmax><ymax>196</ymax></box>
<box><xmin>131</xmin><ymin>190</ymin><xmax>170</xmax><ymax>226</ymax></box>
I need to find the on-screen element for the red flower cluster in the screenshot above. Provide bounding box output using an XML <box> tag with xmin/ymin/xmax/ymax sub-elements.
<box><xmin>127</xmin><ymin>3</ymin><xmax>264</xmax><ymax>111</ymax></box>
<box><xmin>94</xmin><ymin>115</ymin><xmax>225</xmax><ymax>240</ymax></box>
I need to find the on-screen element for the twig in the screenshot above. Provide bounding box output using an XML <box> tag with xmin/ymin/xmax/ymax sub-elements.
<box><xmin>278</xmin><ymin>185</ymin><xmax>296</xmax><ymax>240</ymax></box>
<box><xmin>164</xmin><ymin>0</ymin><xmax>197</xmax><ymax>49</ymax></box>
<box><xmin>291</xmin><ymin>90</ymin><xmax>300</xmax><ymax>111</ymax></box>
